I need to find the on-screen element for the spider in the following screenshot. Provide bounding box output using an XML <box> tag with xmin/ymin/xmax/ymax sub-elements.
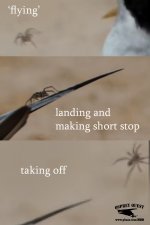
<box><xmin>26</xmin><ymin>86</ymin><xmax>58</xmax><ymax>105</ymax></box>
<box><xmin>113</xmin><ymin>143</ymin><xmax>149</xmax><ymax>186</ymax></box>
<box><xmin>14</xmin><ymin>28</ymin><xmax>40</xmax><ymax>48</ymax></box>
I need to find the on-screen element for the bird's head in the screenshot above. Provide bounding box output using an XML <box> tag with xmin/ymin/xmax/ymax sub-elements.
<box><xmin>122</xmin><ymin>0</ymin><xmax>150</xmax><ymax>32</ymax></box>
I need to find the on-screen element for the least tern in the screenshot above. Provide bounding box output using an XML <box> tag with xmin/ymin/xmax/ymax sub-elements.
<box><xmin>102</xmin><ymin>0</ymin><xmax>150</xmax><ymax>56</ymax></box>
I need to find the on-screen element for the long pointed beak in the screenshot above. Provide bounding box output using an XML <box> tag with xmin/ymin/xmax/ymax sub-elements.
<box><xmin>30</xmin><ymin>68</ymin><xmax>123</xmax><ymax>113</ymax></box>
<box><xmin>0</xmin><ymin>68</ymin><xmax>123</xmax><ymax>122</ymax></box>
<box><xmin>103</xmin><ymin>8</ymin><xmax>118</xmax><ymax>19</ymax></box>
<box><xmin>0</xmin><ymin>68</ymin><xmax>123</xmax><ymax>139</ymax></box>
<box><xmin>18</xmin><ymin>199</ymin><xmax>91</xmax><ymax>225</ymax></box>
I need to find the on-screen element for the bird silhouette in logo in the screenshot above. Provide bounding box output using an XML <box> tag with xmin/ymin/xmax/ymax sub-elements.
<box><xmin>118</xmin><ymin>208</ymin><xmax>137</xmax><ymax>218</ymax></box>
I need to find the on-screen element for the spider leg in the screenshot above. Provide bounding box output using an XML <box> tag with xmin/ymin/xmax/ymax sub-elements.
<box><xmin>135</xmin><ymin>144</ymin><xmax>142</xmax><ymax>153</ymax></box>
<box><xmin>138</xmin><ymin>160</ymin><xmax>149</xmax><ymax>164</ymax></box>
<box><xmin>34</xmin><ymin>96</ymin><xmax>41</xmax><ymax>101</ymax></box>
<box><xmin>127</xmin><ymin>151</ymin><xmax>132</xmax><ymax>156</ymax></box>
<box><xmin>124</xmin><ymin>164</ymin><xmax>135</xmax><ymax>186</ymax></box>
<box><xmin>30</xmin><ymin>39</ymin><xmax>37</xmax><ymax>48</ymax></box>
<box><xmin>45</xmin><ymin>90</ymin><xmax>55</xmax><ymax>95</ymax></box>
<box><xmin>133</xmin><ymin>143</ymin><xmax>136</xmax><ymax>154</ymax></box>
<box><xmin>25</xmin><ymin>94</ymin><xmax>35</xmax><ymax>105</ymax></box>
<box><xmin>44</xmin><ymin>86</ymin><xmax>58</xmax><ymax>92</ymax></box>
<box><xmin>137</xmin><ymin>163</ymin><xmax>142</xmax><ymax>172</ymax></box>
<box><xmin>113</xmin><ymin>157</ymin><xmax>129</xmax><ymax>165</ymax></box>
<box><xmin>25</xmin><ymin>93</ymin><xmax>41</xmax><ymax>105</ymax></box>
<box><xmin>14</xmin><ymin>36</ymin><xmax>20</xmax><ymax>44</ymax></box>
<box><xmin>139</xmin><ymin>157</ymin><xmax>149</xmax><ymax>160</ymax></box>
<box><xmin>14</xmin><ymin>33</ymin><xmax>23</xmax><ymax>45</ymax></box>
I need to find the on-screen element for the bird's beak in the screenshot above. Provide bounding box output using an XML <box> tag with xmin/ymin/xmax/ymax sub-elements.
<box><xmin>102</xmin><ymin>8</ymin><xmax>118</xmax><ymax>19</ymax></box>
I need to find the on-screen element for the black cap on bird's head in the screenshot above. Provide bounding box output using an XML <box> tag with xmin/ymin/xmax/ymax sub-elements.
<box><xmin>123</xmin><ymin>0</ymin><xmax>150</xmax><ymax>32</ymax></box>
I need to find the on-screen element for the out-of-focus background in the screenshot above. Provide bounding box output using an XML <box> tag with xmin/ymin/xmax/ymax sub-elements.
<box><xmin>0</xmin><ymin>57</ymin><xmax>149</xmax><ymax>140</ymax></box>
<box><xmin>0</xmin><ymin>141</ymin><xmax>149</xmax><ymax>225</ymax></box>
<box><xmin>0</xmin><ymin>0</ymin><xmax>116</xmax><ymax>56</ymax></box>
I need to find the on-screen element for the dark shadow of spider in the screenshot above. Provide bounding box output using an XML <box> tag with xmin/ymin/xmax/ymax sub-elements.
<box><xmin>26</xmin><ymin>86</ymin><xmax>58</xmax><ymax>105</ymax></box>
<box><xmin>113</xmin><ymin>143</ymin><xmax>149</xmax><ymax>186</ymax></box>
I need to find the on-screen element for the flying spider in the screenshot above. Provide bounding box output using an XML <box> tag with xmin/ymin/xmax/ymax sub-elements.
<box><xmin>113</xmin><ymin>143</ymin><xmax>149</xmax><ymax>186</ymax></box>
<box><xmin>26</xmin><ymin>86</ymin><xmax>58</xmax><ymax>105</ymax></box>
<box><xmin>14</xmin><ymin>28</ymin><xmax>40</xmax><ymax>48</ymax></box>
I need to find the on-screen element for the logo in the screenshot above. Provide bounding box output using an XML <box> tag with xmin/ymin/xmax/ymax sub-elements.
<box><xmin>115</xmin><ymin>203</ymin><xmax>144</xmax><ymax>222</ymax></box>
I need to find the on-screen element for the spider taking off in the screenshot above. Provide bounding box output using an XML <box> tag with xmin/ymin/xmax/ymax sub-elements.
<box><xmin>14</xmin><ymin>28</ymin><xmax>40</xmax><ymax>48</ymax></box>
<box><xmin>113</xmin><ymin>143</ymin><xmax>149</xmax><ymax>186</ymax></box>
<box><xmin>26</xmin><ymin>86</ymin><xmax>58</xmax><ymax>105</ymax></box>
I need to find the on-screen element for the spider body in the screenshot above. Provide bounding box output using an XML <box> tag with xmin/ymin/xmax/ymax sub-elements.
<box><xmin>127</xmin><ymin>148</ymin><xmax>142</xmax><ymax>166</ymax></box>
<box><xmin>15</xmin><ymin>28</ymin><xmax>40</xmax><ymax>48</ymax></box>
<box><xmin>26</xmin><ymin>86</ymin><xmax>58</xmax><ymax>105</ymax></box>
<box><xmin>113</xmin><ymin>143</ymin><xmax>149</xmax><ymax>185</ymax></box>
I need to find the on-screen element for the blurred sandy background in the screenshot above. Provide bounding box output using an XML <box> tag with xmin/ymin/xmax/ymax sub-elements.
<box><xmin>0</xmin><ymin>0</ymin><xmax>116</xmax><ymax>56</ymax></box>
<box><xmin>0</xmin><ymin>57</ymin><xmax>149</xmax><ymax>140</ymax></box>
<box><xmin>0</xmin><ymin>141</ymin><xmax>149</xmax><ymax>225</ymax></box>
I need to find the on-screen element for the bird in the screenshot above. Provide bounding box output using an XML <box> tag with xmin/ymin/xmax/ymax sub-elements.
<box><xmin>102</xmin><ymin>0</ymin><xmax>150</xmax><ymax>56</ymax></box>
<box><xmin>14</xmin><ymin>28</ymin><xmax>40</xmax><ymax>48</ymax></box>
